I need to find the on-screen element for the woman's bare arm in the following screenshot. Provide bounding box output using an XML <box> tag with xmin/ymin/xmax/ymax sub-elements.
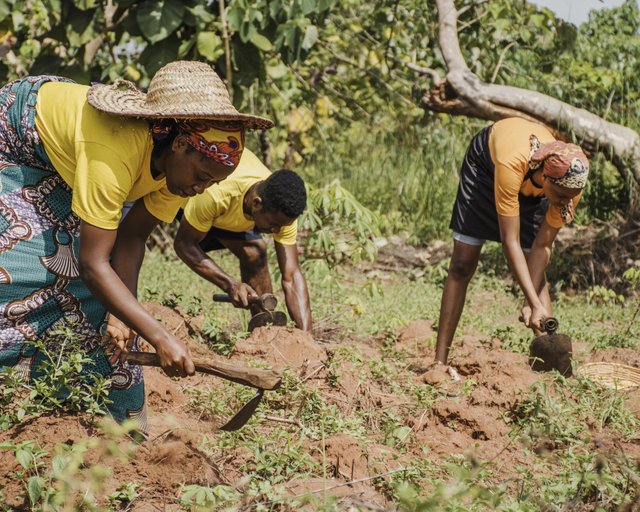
<box><xmin>78</xmin><ymin>203</ymin><xmax>194</xmax><ymax>377</ymax></box>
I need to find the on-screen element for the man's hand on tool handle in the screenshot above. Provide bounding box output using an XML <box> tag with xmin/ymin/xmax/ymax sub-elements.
<box><xmin>228</xmin><ymin>282</ymin><xmax>258</xmax><ymax>308</ymax></box>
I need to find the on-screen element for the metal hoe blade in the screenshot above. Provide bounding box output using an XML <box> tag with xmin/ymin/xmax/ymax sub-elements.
<box><xmin>248</xmin><ymin>311</ymin><xmax>287</xmax><ymax>331</ymax></box>
<box><xmin>220</xmin><ymin>389</ymin><xmax>264</xmax><ymax>431</ymax></box>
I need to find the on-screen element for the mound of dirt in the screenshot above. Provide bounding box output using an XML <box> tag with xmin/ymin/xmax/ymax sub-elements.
<box><xmin>233</xmin><ymin>325</ymin><xmax>328</xmax><ymax>372</ymax></box>
<box><xmin>3</xmin><ymin>299</ymin><xmax>636</xmax><ymax>510</ymax></box>
<box><xmin>304</xmin><ymin>434</ymin><xmax>405</xmax><ymax>505</ymax></box>
<box><xmin>120</xmin><ymin>429</ymin><xmax>221</xmax><ymax>491</ymax></box>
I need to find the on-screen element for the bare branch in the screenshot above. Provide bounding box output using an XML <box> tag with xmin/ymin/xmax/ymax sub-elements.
<box><xmin>426</xmin><ymin>0</ymin><xmax>640</xmax><ymax>185</ymax></box>
<box><xmin>490</xmin><ymin>41</ymin><xmax>515</xmax><ymax>84</ymax></box>
<box><xmin>391</xmin><ymin>55</ymin><xmax>443</xmax><ymax>85</ymax></box>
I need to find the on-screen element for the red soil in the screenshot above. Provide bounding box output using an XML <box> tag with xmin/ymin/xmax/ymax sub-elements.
<box><xmin>1</xmin><ymin>306</ymin><xmax>637</xmax><ymax>510</ymax></box>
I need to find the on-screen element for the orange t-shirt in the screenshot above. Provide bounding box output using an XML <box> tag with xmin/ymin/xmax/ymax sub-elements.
<box><xmin>488</xmin><ymin>118</ymin><xmax>581</xmax><ymax>229</ymax></box>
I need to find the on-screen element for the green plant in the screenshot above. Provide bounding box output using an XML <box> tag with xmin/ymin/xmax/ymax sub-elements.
<box><xmin>381</xmin><ymin>411</ymin><xmax>412</xmax><ymax>449</ymax></box>
<box><xmin>300</xmin><ymin>179</ymin><xmax>382</xmax><ymax>266</ymax></box>
<box><xmin>108</xmin><ymin>481</ymin><xmax>142</xmax><ymax>508</ymax></box>
<box><xmin>0</xmin><ymin>428</ymin><xmax>135</xmax><ymax>512</ymax></box>
<box><xmin>587</xmin><ymin>285</ymin><xmax>625</xmax><ymax>306</ymax></box>
<box><xmin>200</xmin><ymin>314</ymin><xmax>244</xmax><ymax>356</ymax></box>
<box><xmin>393</xmin><ymin>459</ymin><xmax>504</xmax><ymax>511</ymax></box>
<box><xmin>0</xmin><ymin>323</ymin><xmax>112</xmax><ymax>430</ymax></box>
<box><xmin>249</xmin><ymin>436</ymin><xmax>319</xmax><ymax>484</ymax></box>
<box><xmin>33</xmin><ymin>324</ymin><xmax>112</xmax><ymax>417</ymax></box>
<box><xmin>180</xmin><ymin>484</ymin><xmax>241</xmax><ymax>511</ymax></box>
<box><xmin>493</xmin><ymin>324</ymin><xmax>531</xmax><ymax>354</ymax></box>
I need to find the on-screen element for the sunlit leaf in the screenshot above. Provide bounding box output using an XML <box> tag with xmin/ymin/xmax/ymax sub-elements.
<box><xmin>197</xmin><ymin>31</ymin><xmax>223</xmax><ymax>60</ymax></box>
<box><xmin>27</xmin><ymin>476</ymin><xmax>44</xmax><ymax>504</ymax></box>
<box><xmin>250</xmin><ymin>31</ymin><xmax>273</xmax><ymax>51</ymax></box>
<box><xmin>300</xmin><ymin>0</ymin><xmax>316</xmax><ymax>16</ymax></box>
<box><xmin>226</xmin><ymin>6</ymin><xmax>244</xmax><ymax>30</ymax></box>
<box><xmin>267</xmin><ymin>62</ymin><xmax>288</xmax><ymax>79</ymax></box>
<box><xmin>186</xmin><ymin>4</ymin><xmax>216</xmax><ymax>24</ymax></box>
<box><xmin>137</xmin><ymin>0</ymin><xmax>185</xmax><ymax>43</ymax></box>
<box><xmin>301</xmin><ymin>24</ymin><xmax>318</xmax><ymax>50</ymax></box>
<box><xmin>74</xmin><ymin>0</ymin><xmax>97</xmax><ymax>9</ymax></box>
<box><xmin>16</xmin><ymin>448</ymin><xmax>32</xmax><ymax>469</ymax></box>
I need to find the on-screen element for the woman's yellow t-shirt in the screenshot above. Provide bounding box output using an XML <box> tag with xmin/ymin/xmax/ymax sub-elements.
<box><xmin>35</xmin><ymin>82</ymin><xmax>185</xmax><ymax>230</ymax></box>
<box><xmin>489</xmin><ymin>117</ymin><xmax>581</xmax><ymax>229</ymax></box>
<box><xmin>183</xmin><ymin>149</ymin><xmax>297</xmax><ymax>245</ymax></box>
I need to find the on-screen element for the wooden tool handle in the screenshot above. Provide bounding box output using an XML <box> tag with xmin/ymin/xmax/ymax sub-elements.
<box><xmin>126</xmin><ymin>352</ymin><xmax>282</xmax><ymax>390</ymax></box>
<box><xmin>213</xmin><ymin>293</ymin><xmax>277</xmax><ymax>310</ymax></box>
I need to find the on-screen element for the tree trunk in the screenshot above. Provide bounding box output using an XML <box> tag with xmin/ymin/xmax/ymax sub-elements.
<box><xmin>425</xmin><ymin>0</ymin><xmax>640</xmax><ymax>185</ymax></box>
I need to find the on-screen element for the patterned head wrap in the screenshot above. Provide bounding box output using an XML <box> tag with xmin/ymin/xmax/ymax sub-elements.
<box><xmin>152</xmin><ymin>120</ymin><xmax>245</xmax><ymax>170</ymax></box>
<box><xmin>530</xmin><ymin>138</ymin><xmax>589</xmax><ymax>190</ymax></box>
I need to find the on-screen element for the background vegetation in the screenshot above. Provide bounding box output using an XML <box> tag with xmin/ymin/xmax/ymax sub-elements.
<box><xmin>1</xmin><ymin>0</ymin><xmax>638</xmax><ymax>249</ymax></box>
<box><xmin>0</xmin><ymin>1</ymin><xmax>639</xmax><ymax>510</ymax></box>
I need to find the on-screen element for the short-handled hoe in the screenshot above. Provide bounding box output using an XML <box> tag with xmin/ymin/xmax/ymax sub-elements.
<box><xmin>126</xmin><ymin>351</ymin><xmax>282</xmax><ymax>431</ymax></box>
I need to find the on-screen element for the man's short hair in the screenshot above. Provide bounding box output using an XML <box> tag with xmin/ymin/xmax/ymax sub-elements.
<box><xmin>261</xmin><ymin>169</ymin><xmax>307</xmax><ymax>218</ymax></box>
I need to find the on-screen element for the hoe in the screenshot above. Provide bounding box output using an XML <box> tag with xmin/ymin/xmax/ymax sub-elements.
<box><xmin>528</xmin><ymin>316</ymin><xmax>573</xmax><ymax>377</ymax></box>
<box><xmin>213</xmin><ymin>292</ymin><xmax>288</xmax><ymax>331</ymax></box>
<box><xmin>126</xmin><ymin>351</ymin><xmax>282</xmax><ymax>431</ymax></box>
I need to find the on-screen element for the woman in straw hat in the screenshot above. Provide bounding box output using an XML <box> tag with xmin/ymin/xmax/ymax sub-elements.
<box><xmin>433</xmin><ymin>117</ymin><xmax>589</xmax><ymax>368</ymax></box>
<box><xmin>0</xmin><ymin>61</ymin><xmax>272</xmax><ymax>428</ymax></box>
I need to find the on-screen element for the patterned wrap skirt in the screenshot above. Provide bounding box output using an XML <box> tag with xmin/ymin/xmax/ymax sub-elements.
<box><xmin>449</xmin><ymin>125</ymin><xmax>547</xmax><ymax>250</ymax></box>
<box><xmin>0</xmin><ymin>76</ymin><xmax>146</xmax><ymax>429</ymax></box>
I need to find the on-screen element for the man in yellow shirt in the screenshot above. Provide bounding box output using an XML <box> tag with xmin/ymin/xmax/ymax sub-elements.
<box><xmin>174</xmin><ymin>149</ymin><xmax>312</xmax><ymax>332</ymax></box>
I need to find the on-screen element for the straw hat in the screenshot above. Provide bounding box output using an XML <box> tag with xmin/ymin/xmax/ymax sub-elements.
<box><xmin>87</xmin><ymin>61</ymin><xmax>273</xmax><ymax>130</ymax></box>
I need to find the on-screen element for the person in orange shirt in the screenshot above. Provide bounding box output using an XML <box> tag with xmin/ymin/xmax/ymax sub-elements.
<box><xmin>0</xmin><ymin>61</ymin><xmax>272</xmax><ymax>428</ymax></box>
<box><xmin>434</xmin><ymin>117</ymin><xmax>589</xmax><ymax>366</ymax></box>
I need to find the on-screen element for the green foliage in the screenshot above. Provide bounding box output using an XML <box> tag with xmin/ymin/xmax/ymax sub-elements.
<box><xmin>587</xmin><ymin>285</ymin><xmax>625</xmax><ymax>306</ymax></box>
<box><xmin>200</xmin><ymin>314</ymin><xmax>247</xmax><ymax>355</ymax></box>
<box><xmin>509</xmin><ymin>378</ymin><xmax>640</xmax><ymax>444</ymax></box>
<box><xmin>393</xmin><ymin>458</ymin><xmax>504</xmax><ymax>511</ymax></box>
<box><xmin>180</xmin><ymin>483</ymin><xmax>240</xmax><ymax>510</ymax></box>
<box><xmin>301</xmin><ymin>179</ymin><xmax>381</xmax><ymax>265</ymax></box>
<box><xmin>492</xmin><ymin>324</ymin><xmax>531</xmax><ymax>354</ymax></box>
<box><xmin>504</xmin><ymin>377</ymin><xmax>639</xmax><ymax>508</ymax></box>
<box><xmin>0</xmin><ymin>323</ymin><xmax>111</xmax><ymax>429</ymax></box>
<box><xmin>0</xmin><ymin>420</ymin><xmax>137</xmax><ymax>510</ymax></box>
<box><xmin>623</xmin><ymin>265</ymin><xmax>640</xmax><ymax>288</ymax></box>
<box><xmin>302</xmin><ymin>119</ymin><xmax>466</xmax><ymax>242</ymax></box>
<box><xmin>0</xmin><ymin>0</ymin><xmax>636</xmax><ymax>242</ymax></box>
<box><xmin>108</xmin><ymin>481</ymin><xmax>142</xmax><ymax>508</ymax></box>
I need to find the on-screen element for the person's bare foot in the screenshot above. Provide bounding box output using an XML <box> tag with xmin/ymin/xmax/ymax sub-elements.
<box><xmin>420</xmin><ymin>361</ymin><xmax>457</xmax><ymax>385</ymax></box>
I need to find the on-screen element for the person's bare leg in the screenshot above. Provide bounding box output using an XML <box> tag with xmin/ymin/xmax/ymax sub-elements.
<box><xmin>223</xmin><ymin>239</ymin><xmax>272</xmax><ymax>315</ymax></box>
<box><xmin>538</xmin><ymin>276</ymin><xmax>552</xmax><ymax>313</ymax></box>
<box><xmin>434</xmin><ymin>240</ymin><xmax>483</xmax><ymax>364</ymax></box>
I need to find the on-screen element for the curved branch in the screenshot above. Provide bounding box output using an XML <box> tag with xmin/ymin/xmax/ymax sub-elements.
<box><xmin>429</xmin><ymin>0</ymin><xmax>640</xmax><ymax>185</ymax></box>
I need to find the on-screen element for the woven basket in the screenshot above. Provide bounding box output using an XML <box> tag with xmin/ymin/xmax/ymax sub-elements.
<box><xmin>576</xmin><ymin>362</ymin><xmax>640</xmax><ymax>390</ymax></box>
